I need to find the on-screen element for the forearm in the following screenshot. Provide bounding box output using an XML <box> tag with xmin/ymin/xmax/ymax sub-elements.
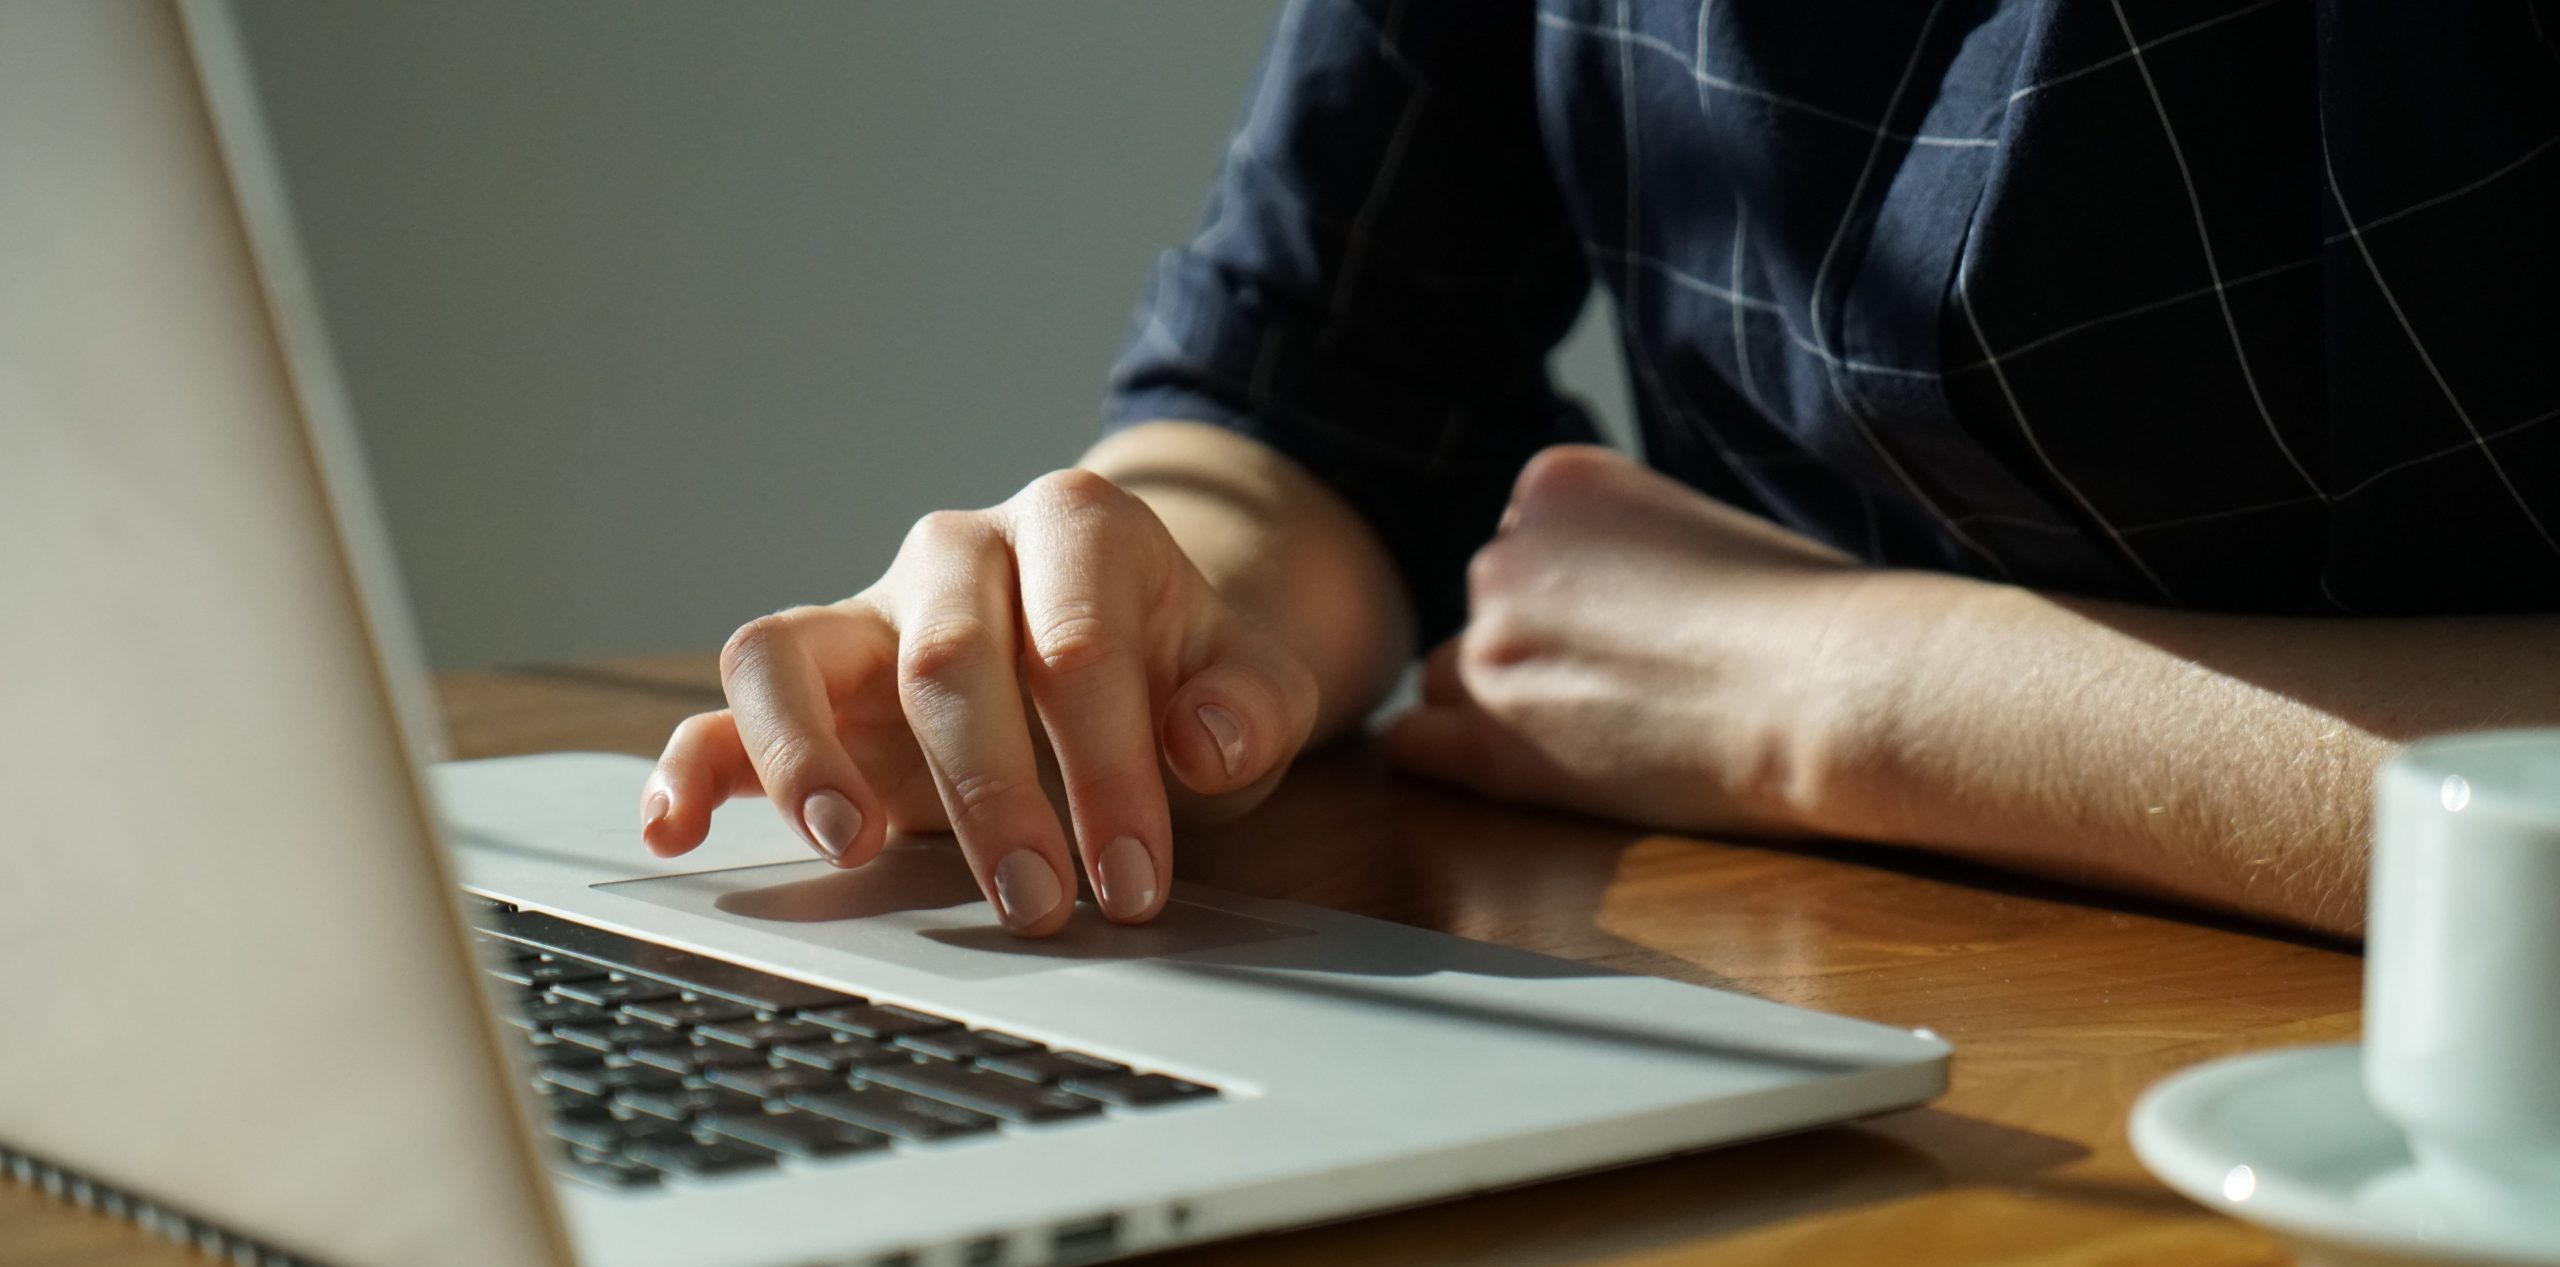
<box><xmin>1817</xmin><ymin>574</ymin><xmax>2560</xmax><ymax>938</ymax></box>
<box><xmin>1080</xmin><ymin>420</ymin><xmax>1413</xmax><ymax>744</ymax></box>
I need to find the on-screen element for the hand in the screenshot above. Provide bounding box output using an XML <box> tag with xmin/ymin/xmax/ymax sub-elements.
<box><xmin>640</xmin><ymin>468</ymin><xmax>1319</xmax><ymax>936</ymax></box>
<box><xmin>1384</xmin><ymin>445</ymin><xmax>1908</xmax><ymax>837</ymax></box>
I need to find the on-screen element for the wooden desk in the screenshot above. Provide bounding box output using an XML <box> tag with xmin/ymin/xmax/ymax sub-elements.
<box><xmin>3</xmin><ymin>655</ymin><xmax>2361</xmax><ymax>1267</ymax></box>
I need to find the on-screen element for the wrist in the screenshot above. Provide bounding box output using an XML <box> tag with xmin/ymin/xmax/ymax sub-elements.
<box><xmin>1785</xmin><ymin>567</ymin><xmax>1993</xmax><ymax>842</ymax></box>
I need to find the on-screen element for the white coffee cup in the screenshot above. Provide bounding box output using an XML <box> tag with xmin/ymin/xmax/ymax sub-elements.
<box><xmin>2365</xmin><ymin>730</ymin><xmax>2560</xmax><ymax>1231</ymax></box>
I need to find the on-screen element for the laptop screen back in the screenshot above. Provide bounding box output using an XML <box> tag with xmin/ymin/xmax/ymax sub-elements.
<box><xmin>0</xmin><ymin>4</ymin><xmax>565</xmax><ymax>1264</ymax></box>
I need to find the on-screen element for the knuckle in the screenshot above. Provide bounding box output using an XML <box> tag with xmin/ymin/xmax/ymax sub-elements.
<box><xmin>1022</xmin><ymin>467</ymin><xmax>1126</xmax><ymax>519</ymax></box>
<box><xmin>718</xmin><ymin>611</ymin><xmax>802</xmax><ymax>682</ymax></box>
<box><xmin>902</xmin><ymin>508</ymin><xmax>992</xmax><ymax>557</ymax></box>
<box><xmin>1028</xmin><ymin>605</ymin><xmax>1121</xmax><ymax>678</ymax></box>
<box><xmin>747</xmin><ymin>727</ymin><xmax>819</xmax><ymax>782</ymax></box>
<box><xmin>898</xmin><ymin>617</ymin><xmax>1003</xmax><ymax>690</ymax></box>
<box><xmin>1511</xmin><ymin>443</ymin><xmax>1618</xmax><ymax>508</ymax></box>
<box><xmin>1461</xmin><ymin>615</ymin><xmax>1539</xmax><ymax>674</ymax></box>
<box><xmin>669</xmin><ymin>711</ymin><xmax>728</xmax><ymax>747</ymax></box>
<box><xmin>944</xmin><ymin>769</ymin><xmax>1027</xmax><ymax>819</ymax></box>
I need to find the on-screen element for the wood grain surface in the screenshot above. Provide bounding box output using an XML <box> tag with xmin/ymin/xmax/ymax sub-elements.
<box><xmin>2</xmin><ymin>654</ymin><xmax>2361</xmax><ymax>1266</ymax></box>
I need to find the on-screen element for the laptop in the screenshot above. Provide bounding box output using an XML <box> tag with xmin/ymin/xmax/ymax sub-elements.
<box><xmin>0</xmin><ymin>4</ymin><xmax>1951</xmax><ymax>1266</ymax></box>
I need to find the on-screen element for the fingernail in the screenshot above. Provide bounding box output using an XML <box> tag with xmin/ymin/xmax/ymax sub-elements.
<box><xmin>641</xmin><ymin>790</ymin><xmax>670</xmax><ymax>828</ymax></box>
<box><xmin>1095</xmin><ymin>834</ymin><xmax>1158</xmax><ymax>921</ymax></box>
<box><xmin>1198</xmin><ymin>703</ymin><xmax>1246</xmax><ymax>777</ymax></box>
<box><xmin>992</xmin><ymin>850</ymin><xmax>1063</xmax><ymax>930</ymax></box>
<box><xmin>800</xmin><ymin>789</ymin><xmax>862</xmax><ymax>863</ymax></box>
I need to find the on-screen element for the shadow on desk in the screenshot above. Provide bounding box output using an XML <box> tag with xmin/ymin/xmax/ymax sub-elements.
<box><xmin>1134</xmin><ymin>1107</ymin><xmax>2086</xmax><ymax>1267</ymax></box>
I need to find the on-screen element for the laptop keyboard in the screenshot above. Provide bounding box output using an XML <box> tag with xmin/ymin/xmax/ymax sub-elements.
<box><xmin>465</xmin><ymin>898</ymin><xmax>1218</xmax><ymax>1191</ymax></box>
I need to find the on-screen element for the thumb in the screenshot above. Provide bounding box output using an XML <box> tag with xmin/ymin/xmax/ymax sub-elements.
<box><xmin>1161</xmin><ymin>626</ymin><xmax>1317</xmax><ymax>798</ymax></box>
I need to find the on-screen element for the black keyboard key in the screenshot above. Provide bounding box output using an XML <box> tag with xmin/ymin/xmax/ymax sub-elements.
<box><xmin>703</xmin><ymin>1065</ymin><xmax>844</xmax><ymax>1104</ymax></box>
<box><xmin>541</xmin><ymin>1063</ymin><xmax>685</xmax><ymax>1098</ymax></box>
<box><xmin>861</xmin><ymin>1063</ymin><xmax>1102</xmax><ymax>1124</ymax></box>
<box><xmin>624</xmin><ymin>1137</ymin><xmax>781</xmax><ymax>1179</ymax></box>
<box><xmin>975</xmin><ymin>1050</ymin><xmax>1129</xmax><ymax>1085</ymax></box>
<box><xmin>891</xmin><ymin>1030</ymin><xmax>1038</xmax><ymax>1062</ymax></box>
<box><xmin>505</xmin><ymin>998</ymin><xmax>618</xmax><ymax>1030</ymax></box>
<box><xmin>490</xmin><ymin>957</ymin><xmax>612</xmax><ymax>989</ymax></box>
<box><xmin>553</xmin><ymin>1023</ymin><xmax>689</xmax><ymax>1055</ymax></box>
<box><xmin>547</xmin><ymin>1108</ymin><xmax>633</xmax><ymax>1152</ymax></box>
<box><xmin>772</xmin><ymin>1036</ymin><xmax>906</xmax><ymax>1072</ymax></box>
<box><xmin>613</xmin><ymin>1085</ymin><xmax>727</xmax><ymax>1122</ymax></box>
<box><xmin>620</xmin><ymin>998</ymin><xmax>757</xmax><ymax>1029</ymax></box>
<box><xmin>479</xmin><ymin>909</ymin><xmax>859</xmax><ymax>1012</ymax></box>
<box><xmin>694</xmin><ymin>1019</ymin><xmax>836</xmax><ymax>1050</ymax></box>
<box><xmin>563</xmin><ymin>1152</ymin><xmax>661</xmax><ymax>1190</ymax></box>
<box><xmin>801</xmin><ymin>1004</ymin><xmax>958</xmax><ymax>1040</ymax></box>
<box><xmin>625</xmin><ymin>1043</ymin><xmax>772</xmax><ymax>1077</ymax></box>
<box><xmin>550</xmin><ymin>978</ymin><xmax>682</xmax><ymax>1008</ymax></box>
<box><xmin>787</xmin><ymin>1086</ymin><xmax>999</xmax><ymax>1142</ymax></box>
<box><xmin>531</xmin><ymin>1042</ymin><xmax>609</xmax><ymax>1070</ymax></box>
<box><xmin>699</xmin><ymin>1111</ymin><xmax>890</xmax><ymax>1160</ymax></box>
<box><xmin>544</xmin><ymin>1087</ymin><xmax>612</xmax><ymax>1117</ymax></box>
<box><xmin>657</xmin><ymin>965</ymin><xmax>859</xmax><ymax>1014</ymax></box>
<box><xmin>1061</xmin><ymin>1072</ymin><xmax>1217</xmax><ymax>1108</ymax></box>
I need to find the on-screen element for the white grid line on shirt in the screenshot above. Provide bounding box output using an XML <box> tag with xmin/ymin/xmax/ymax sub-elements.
<box><xmin>2340</xmin><ymin>405</ymin><xmax>2560</xmax><ymax>496</ymax></box>
<box><xmin>1796</xmin><ymin>0</ymin><xmax>2014</xmax><ymax>577</ymax></box>
<box><xmin>2007</xmin><ymin>0</ymin><xmax>2289</xmax><ymax>103</ymax></box>
<box><xmin>1586</xmin><ymin>112</ymin><xmax>2549</xmax><ymax>382</ymax></box>
<box><xmin>1950</xmin><ymin>509</ymin><xmax>2086</xmax><ymax>536</ymax></box>
<box><xmin>2324</xmin><ymin>131</ymin><xmax>2560</xmax><ymax>557</ymax></box>
<box><xmin>2116</xmin><ymin>405</ymin><xmax>2560</xmax><ymax>536</ymax></box>
<box><xmin>1536</xmin><ymin>11</ymin><xmax>2002</xmax><ymax>148</ymax></box>
<box><xmin>2116</xmin><ymin>493</ymin><xmax>2320</xmax><ymax>538</ymax></box>
<box><xmin>1947</xmin><ymin>252</ymin><xmax>2319</xmax><ymax>371</ymax></box>
<box><xmin>2107</xmin><ymin>0</ymin><xmax>2327</xmax><ymax>499</ymax></box>
<box><xmin>1586</xmin><ymin>245</ymin><xmax>1943</xmax><ymax>382</ymax></box>
<box><xmin>1728</xmin><ymin>196</ymin><xmax>1766</xmax><ymax>411</ymax></box>
<box><xmin>1616</xmin><ymin>123</ymin><xmax>2553</xmax><ymax>377</ymax></box>
<box><xmin>1955</xmin><ymin>244</ymin><xmax>2177</xmax><ymax>599</ymax></box>
<box><xmin>2329</xmin><ymin>131</ymin><xmax>2559</xmax><ymax>242</ymax></box>
<box><xmin>1611</xmin><ymin>0</ymin><xmax>1837</xmax><ymax>525</ymax></box>
<box><xmin>1942</xmin><ymin>125</ymin><xmax>2550</xmax><ymax>368</ymax></box>
<box><xmin>1692</xmin><ymin>0</ymin><xmax>1716</xmax><ymax>116</ymax></box>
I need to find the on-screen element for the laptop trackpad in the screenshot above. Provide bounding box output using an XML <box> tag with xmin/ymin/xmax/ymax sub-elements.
<box><xmin>596</xmin><ymin>845</ymin><xmax>1309</xmax><ymax>982</ymax></box>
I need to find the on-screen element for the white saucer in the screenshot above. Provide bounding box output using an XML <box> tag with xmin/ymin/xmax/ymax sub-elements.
<box><xmin>2131</xmin><ymin>1044</ymin><xmax>2560</xmax><ymax>1267</ymax></box>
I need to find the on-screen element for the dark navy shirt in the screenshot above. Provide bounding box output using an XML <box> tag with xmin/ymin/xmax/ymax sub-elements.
<box><xmin>1103</xmin><ymin>0</ymin><xmax>2560</xmax><ymax>644</ymax></box>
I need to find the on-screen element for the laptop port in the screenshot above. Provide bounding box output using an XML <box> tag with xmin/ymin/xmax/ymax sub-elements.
<box><xmin>1051</xmin><ymin>1214</ymin><xmax>1122</xmax><ymax>1264</ymax></box>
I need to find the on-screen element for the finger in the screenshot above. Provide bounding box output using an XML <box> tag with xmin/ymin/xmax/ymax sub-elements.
<box><xmin>891</xmin><ymin>527</ymin><xmax>1077</xmax><ymax>936</ymax></box>
<box><xmin>719</xmin><ymin>604</ymin><xmax>896</xmax><ymax>869</ymax></box>
<box><xmin>1162</xmin><ymin>624</ymin><xmax>1317</xmax><ymax>798</ymax></box>
<box><xmin>1014</xmin><ymin>504</ymin><xmax>1172</xmax><ymax>925</ymax></box>
<box><xmin>1379</xmin><ymin>704</ymin><xmax>1492</xmax><ymax>794</ymax></box>
<box><xmin>641</xmin><ymin>710</ymin><xmax>763</xmax><ymax>857</ymax></box>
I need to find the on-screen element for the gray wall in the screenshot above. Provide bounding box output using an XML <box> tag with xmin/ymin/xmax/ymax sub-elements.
<box><xmin>232</xmin><ymin>2</ymin><xmax>1630</xmax><ymax>669</ymax></box>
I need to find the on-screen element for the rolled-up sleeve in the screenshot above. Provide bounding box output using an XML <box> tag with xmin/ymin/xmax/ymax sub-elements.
<box><xmin>1103</xmin><ymin>0</ymin><xmax>1595</xmax><ymax>647</ymax></box>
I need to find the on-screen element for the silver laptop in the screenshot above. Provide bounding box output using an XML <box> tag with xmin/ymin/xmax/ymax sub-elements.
<box><xmin>0</xmin><ymin>4</ymin><xmax>1950</xmax><ymax>1266</ymax></box>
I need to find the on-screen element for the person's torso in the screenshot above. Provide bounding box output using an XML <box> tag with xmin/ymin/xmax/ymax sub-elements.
<box><xmin>1533</xmin><ymin>0</ymin><xmax>2560</xmax><ymax>613</ymax></box>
